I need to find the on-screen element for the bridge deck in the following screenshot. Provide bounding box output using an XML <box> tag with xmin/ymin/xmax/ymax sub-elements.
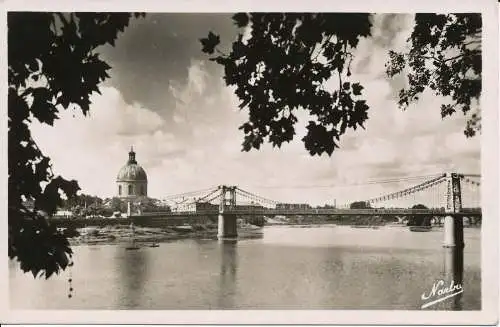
<box><xmin>137</xmin><ymin>208</ymin><xmax>482</xmax><ymax>217</ymax></box>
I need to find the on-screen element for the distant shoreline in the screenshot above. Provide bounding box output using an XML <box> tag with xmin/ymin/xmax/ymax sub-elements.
<box><xmin>69</xmin><ymin>224</ymin><xmax>263</xmax><ymax>246</ymax></box>
<box><xmin>67</xmin><ymin>222</ymin><xmax>481</xmax><ymax>247</ymax></box>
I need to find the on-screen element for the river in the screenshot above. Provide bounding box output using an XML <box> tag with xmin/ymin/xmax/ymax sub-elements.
<box><xmin>9</xmin><ymin>225</ymin><xmax>481</xmax><ymax>310</ymax></box>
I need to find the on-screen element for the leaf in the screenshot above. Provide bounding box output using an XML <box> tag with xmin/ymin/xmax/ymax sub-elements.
<box><xmin>200</xmin><ymin>31</ymin><xmax>221</xmax><ymax>55</ymax></box>
<box><xmin>8</xmin><ymin>89</ymin><xmax>30</xmax><ymax>124</ymax></box>
<box><xmin>302</xmin><ymin>121</ymin><xmax>336</xmax><ymax>156</ymax></box>
<box><xmin>31</xmin><ymin>88</ymin><xmax>58</xmax><ymax>125</ymax></box>
<box><xmin>232</xmin><ymin>13</ymin><xmax>249</xmax><ymax>28</ymax></box>
<box><xmin>441</xmin><ymin>104</ymin><xmax>455</xmax><ymax>118</ymax></box>
<box><xmin>351</xmin><ymin>83</ymin><xmax>363</xmax><ymax>96</ymax></box>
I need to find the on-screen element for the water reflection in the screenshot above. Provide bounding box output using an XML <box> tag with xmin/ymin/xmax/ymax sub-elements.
<box><xmin>115</xmin><ymin>246</ymin><xmax>149</xmax><ymax>308</ymax></box>
<box><xmin>9</xmin><ymin>226</ymin><xmax>480</xmax><ymax>310</ymax></box>
<box><xmin>217</xmin><ymin>240</ymin><xmax>238</xmax><ymax>308</ymax></box>
<box><xmin>441</xmin><ymin>246</ymin><xmax>464</xmax><ymax>310</ymax></box>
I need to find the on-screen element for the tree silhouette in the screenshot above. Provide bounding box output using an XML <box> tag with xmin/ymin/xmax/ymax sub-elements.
<box><xmin>386</xmin><ymin>13</ymin><xmax>481</xmax><ymax>137</ymax></box>
<box><xmin>407</xmin><ymin>204</ymin><xmax>431</xmax><ymax>226</ymax></box>
<box><xmin>350</xmin><ymin>201</ymin><xmax>371</xmax><ymax>209</ymax></box>
<box><xmin>8</xmin><ymin>12</ymin><xmax>143</xmax><ymax>278</ymax></box>
<box><xmin>110</xmin><ymin>197</ymin><xmax>127</xmax><ymax>213</ymax></box>
<box><xmin>200</xmin><ymin>13</ymin><xmax>481</xmax><ymax>155</ymax></box>
<box><xmin>201</xmin><ymin>13</ymin><xmax>372</xmax><ymax>156</ymax></box>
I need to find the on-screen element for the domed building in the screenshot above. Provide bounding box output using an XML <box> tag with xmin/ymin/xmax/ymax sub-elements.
<box><xmin>116</xmin><ymin>147</ymin><xmax>148</xmax><ymax>199</ymax></box>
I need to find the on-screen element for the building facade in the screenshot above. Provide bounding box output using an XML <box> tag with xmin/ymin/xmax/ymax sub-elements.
<box><xmin>276</xmin><ymin>203</ymin><xmax>311</xmax><ymax>210</ymax></box>
<box><xmin>116</xmin><ymin>147</ymin><xmax>148</xmax><ymax>199</ymax></box>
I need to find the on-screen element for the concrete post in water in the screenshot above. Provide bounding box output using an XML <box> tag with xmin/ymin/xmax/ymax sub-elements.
<box><xmin>217</xmin><ymin>185</ymin><xmax>225</xmax><ymax>238</ymax></box>
<box><xmin>443</xmin><ymin>215</ymin><xmax>455</xmax><ymax>246</ymax></box>
<box><xmin>441</xmin><ymin>172</ymin><xmax>464</xmax><ymax>310</ymax></box>
<box><xmin>443</xmin><ymin>173</ymin><xmax>464</xmax><ymax>248</ymax></box>
<box><xmin>217</xmin><ymin>185</ymin><xmax>238</xmax><ymax>239</ymax></box>
<box><xmin>218</xmin><ymin>213</ymin><xmax>238</xmax><ymax>239</ymax></box>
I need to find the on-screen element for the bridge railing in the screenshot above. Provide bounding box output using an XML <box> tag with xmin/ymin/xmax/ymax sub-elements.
<box><xmin>135</xmin><ymin>211</ymin><xmax>201</xmax><ymax>216</ymax></box>
<box><xmin>132</xmin><ymin>207</ymin><xmax>481</xmax><ymax>217</ymax></box>
<box><xmin>223</xmin><ymin>208</ymin><xmax>451</xmax><ymax>214</ymax></box>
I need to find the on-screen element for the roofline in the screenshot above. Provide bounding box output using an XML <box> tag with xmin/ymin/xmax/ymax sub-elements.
<box><xmin>116</xmin><ymin>179</ymin><xmax>148</xmax><ymax>182</ymax></box>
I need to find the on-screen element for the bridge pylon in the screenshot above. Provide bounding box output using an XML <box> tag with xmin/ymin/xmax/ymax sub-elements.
<box><xmin>443</xmin><ymin>172</ymin><xmax>464</xmax><ymax>248</ymax></box>
<box><xmin>442</xmin><ymin>172</ymin><xmax>465</xmax><ymax>310</ymax></box>
<box><xmin>217</xmin><ymin>185</ymin><xmax>238</xmax><ymax>239</ymax></box>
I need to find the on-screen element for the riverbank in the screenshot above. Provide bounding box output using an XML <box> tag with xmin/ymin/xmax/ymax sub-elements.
<box><xmin>69</xmin><ymin>223</ymin><xmax>264</xmax><ymax>246</ymax></box>
<box><xmin>65</xmin><ymin>219</ymin><xmax>480</xmax><ymax>246</ymax></box>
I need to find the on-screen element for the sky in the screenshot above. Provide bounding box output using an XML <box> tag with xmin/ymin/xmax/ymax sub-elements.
<box><xmin>29</xmin><ymin>13</ymin><xmax>481</xmax><ymax>207</ymax></box>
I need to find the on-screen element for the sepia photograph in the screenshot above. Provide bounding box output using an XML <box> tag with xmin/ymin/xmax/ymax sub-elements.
<box><xmin>1</xmin><ymin>0</ymin><xmax>498</xmax><ymax>325</ymax></box>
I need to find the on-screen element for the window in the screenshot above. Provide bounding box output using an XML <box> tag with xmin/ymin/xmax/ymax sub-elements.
<box><xmin>118</xmin><ymin>185</ymin><xmax>122</xmax><ymax>196</ymax></box>
<box><xmin>140</xmin><ymin>186</ymin><xmax>144</xmax><ymax>196</ymax></box>
<box><xmin>128</xmin><ymin>184</ymin><xmax>133</xmax><ymax>195</ymax></box>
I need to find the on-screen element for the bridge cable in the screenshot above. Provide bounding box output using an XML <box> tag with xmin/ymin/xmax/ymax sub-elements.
<box><xmin>248</xmin><ymin>173</ymin><xmax>445</xmax><ymax>190</ymax></box>
<box><xmin>364</xmin><ymin>174</ymin><xmax>446</xmax><ymax>205</ymax></box>
<box><xmin>235</xmin><ymin>187</ymin><xmax>278</xmax><ymax>206</ymax></box>
<box><xmin>162</xmin><ymin>186</ymin><xmax>219</xmax><ymax>201</ymax></box>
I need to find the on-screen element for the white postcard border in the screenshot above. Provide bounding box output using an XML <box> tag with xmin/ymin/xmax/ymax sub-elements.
<box><xmin>0</xmin><ymin>0</ymin><xmax>498</xmax><ymax>325</ymax></box>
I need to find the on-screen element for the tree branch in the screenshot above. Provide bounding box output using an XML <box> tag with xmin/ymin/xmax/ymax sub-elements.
<box><xmin>312</xmin><ymin>34</ymin><xmax>334</xmax><ymax>63</ymax></box>
<box><xmin>443</xmin><ymin>53</ymin><xmax>469</xmax><ymax>63</ymax></box>
<box><xmin>463</xmin><ymin>40</ymin><xmax>481</xmax><ymax>46</ymax></box>
<box><xmin>215</xmin><ymin>47</ymin><xmax>228</xmax><ymax>57</ymax></box>
<box><xmin>336</xmin><ymin>67</ymin><xmax>343</xmax><ymax>106</ymax></box>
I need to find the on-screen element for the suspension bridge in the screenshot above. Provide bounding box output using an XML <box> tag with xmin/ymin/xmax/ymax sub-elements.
<box><xmin>131</xmin><ymin>172</ymin><xmax>480</xmax><ymax>239</ymax></box>
<box><xmin>127</xmin><ymin>171</ymin><xmax>479</xmax><ymax>311</ymax></box>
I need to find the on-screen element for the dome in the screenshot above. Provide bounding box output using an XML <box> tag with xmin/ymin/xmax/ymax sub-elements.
<box><xmin>117</xmin><ymin>164</ymin><xmax>147</xmax><ymax>182</ymax></box>
<box><xmin>116</xmin><ymin>147</ymin><xmax>148</xmax><ymax>182</ymax></box>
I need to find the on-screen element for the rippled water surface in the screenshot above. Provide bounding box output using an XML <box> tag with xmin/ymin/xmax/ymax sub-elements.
<box><xmin>9</xmin><ymin>225</ymin><xmax>481</xmax><ymax>310</ymax></box>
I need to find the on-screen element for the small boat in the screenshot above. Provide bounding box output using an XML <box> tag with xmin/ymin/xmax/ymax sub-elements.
<box><xmin>172</xmin><ymin>225</ymin><xmax>193</xmax><ymax>233</ymax></box>
<box><xmin>125</xmin><ymin>244</ymin><xmax>140</xmax><ymax>250</ymax></box>
<box><xmin>409</xmin><ymin>226</ymin><xmax>432</xmax><ymax>232</ymax></box>
<box><xmin>148</xmin><ymin>238</ymin><xmax>160</xmax><ymax>248</ymax></box>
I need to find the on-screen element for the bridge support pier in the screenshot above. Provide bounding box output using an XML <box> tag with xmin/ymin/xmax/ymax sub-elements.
<box><xmin>442</xmin><ymin>218</ymin><xmax>465</xmax><ymax>310</ymax></box>
<box><xmin>438</xmin><ymin>173</ymin><xmax>465</xmax><ymax>310</ymax></box>
<box><xmin>218</xmin><ymin>213</ymin><xmax>237</xmax><ymax>239</ymax></box>
<box><xmin>443</xmin><ymin>215</ymin><xmax>464</xmax><ymax>248</ymax></box>
<box><xmin>441</xmin><ymin>215</ymin><xmax>464</xmax><ymax>310</ymax></box>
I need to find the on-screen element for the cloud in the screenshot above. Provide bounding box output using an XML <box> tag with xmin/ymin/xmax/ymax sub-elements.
<box><xmin>370</xmin><ymin>14</ymin><xmax>414</xmax><ymax>49</ymax></box>
<box><xmin>30</xmin><ymin>86</ymin><xmax>179</xmax><ymax>197</ymax></box>
<box><xmin>27</xmin><ymin>14</ymin><xmax>480</xmax><ymax>208</ymax></box>
<box><xmin>353</xmin><ymin>14</ymin><xmax>414</xmax><ymax>94</ymax></box>
<box><xmin>98</xmin><ymin>13</ymin><xmax>237</xmax><ymax>122</ymax></box>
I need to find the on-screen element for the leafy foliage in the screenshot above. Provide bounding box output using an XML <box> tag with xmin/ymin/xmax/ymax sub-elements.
<box><xmin>201</xmin><ymin>13</ymin><xmax>481</xmax><ymax>155</ymax></box>
<box><xmin>8</xmin><ymin>12</ymin><xmax>144</xmax><ymax>278</ymax></box>
<box><xmin>110</xmin><ymin>197</ymin><xmax>127</xmax><ymax>213</ymax></box>
<box><xmin>386</xmin><ymin>13</ymin><xmax>482</xmax><ymax>137</ymax></box>
<box><xmin>407</xmin><ymin>204</ymin><xmax>431</xmax><ymax>226</ymax></box>
<box><xmin>61</xmin><ymin>193</ymin><xmax>102</xmax><ymax>208</ymax></box>
<box><xmin>107</xmin><ymin>197</ymin><xmax>167</xmax><ymax>214</ymax></box>
<box><xmin>201</xmin><ymin>13</ymin><xmax>372</xmax><ymax>156</ymax></box>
